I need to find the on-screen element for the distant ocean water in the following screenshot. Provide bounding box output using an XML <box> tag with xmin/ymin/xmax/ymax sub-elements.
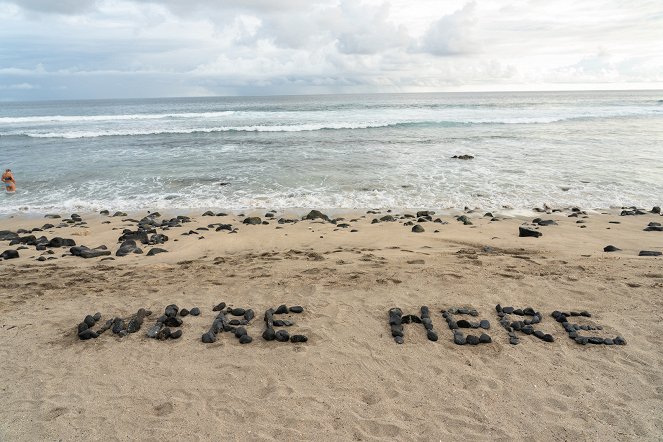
<box><xmin>1</xmin><ymin>91</ymin><xmax>662</xmax><ymax>215</ymax></box>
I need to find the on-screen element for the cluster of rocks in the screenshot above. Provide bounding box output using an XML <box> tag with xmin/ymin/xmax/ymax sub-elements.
<box><xmin>441</xmin><ymin>307</ymin><xmax>492</xmax><ymax>345</ymax></box>
<box><xmin>620</xmin><ymin>206</ymin><xmax>655</xmax><ymax>216</ymax></box>
<box><xmin>551</xmin><ymin>310</ymin><xmax>626</xmax><ymax>345</ymax></box>
<box><xmin>262</xmin><ymin>304</ymin><xmax>307</xmax><ymax>343</ymax></box>
<box><xmin>644</xmin><ymin>222</ymin><xmax>663</xmax><ymax>232</ymax></box>
<box><xmin>146</xmin><ymin>304</ymin><xmax>195</xmax><ymax>340</ymax></box>
<box><xmin>495</xmin><ymin>304</ymin><xmax>553</xmax><ymax>344</ymax></box>
<box><xmin>388</xmin><ymin>307</ymin><xmax>438</xmax><ymax>344</ymax></box>
<box><xmin>78</xmin><ymin>308</ymin><xmax>152</xmax><ymax>340</ymax></box>
<box><xmin>201</xmin><ymin>302</ymin><xmax>255</xmax><ymax>344</ymax></box>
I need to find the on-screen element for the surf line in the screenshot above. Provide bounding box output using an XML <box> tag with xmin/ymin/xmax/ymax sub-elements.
<box><xmin>76</xmin><ymin>303</ymin><xmax>625</xmax><ymax>347</ymax></box>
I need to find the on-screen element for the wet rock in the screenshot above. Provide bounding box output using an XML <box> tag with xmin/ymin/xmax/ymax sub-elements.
<box><xmin>519</xmin><ymin>227</ymin><xmax>542</xmax><ymax>238</ymax></box>
<box><xmin>652</xmin><ymin>206</ymin><xmax>661</xmax><ymax>214</ymax></box>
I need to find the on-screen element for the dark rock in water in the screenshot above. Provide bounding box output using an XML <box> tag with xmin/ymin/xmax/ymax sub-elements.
<box><xmin>213</xmin><ymin>302</ymin><xmax>226</xmax><ymax>311</ymax></box>
<box><xmin>519</xmin><ymin>227</ymin><xmax>542</xmax><ymax>238</ymax></box>
<box><xmin>453</xmin><ymin>334</ymin><xmax>466</xmax><ymax>345</ymax></box>
<box><xmin>78</xmin><ymin>329</ymin><xmax>99</xmax><ymax>340</ymax></box>
<box><xmin>652</xmin><ymin>206</ymin><xmax>661</xmax><ymax>214</ymax></box>
<box><xmin>163</xmin><ymin>317</ymin><xmax>182</xmax><ymax>327</ymax></box>
<box><xmin>479</xmin><ymin>333</ymin><xmax>492</xmax><ymax>343</ymax></box>
<box><xmin>411</xmin><ymin>224</ymin><xmax>426</xmax><ymax>233</ymax></box>
<box><xmin>275</xmin><ymin>304</ymin><xmax>288</xmax><ymax>314</ymax></box>
<box><xmin>201</xmin><ymin>331</ymin><xmax>216</xmax><ymax>343</ymax></box>
<box><xmin>452</xmin><ymin>154</ymin><xmax>474</xmax><ymax>160</ymax></box>
<box><xmin>291</xmin><ymin>334</ymin><xmax>308</xmax><ymax>343</ymax></box>
<box><xmin>243</xmin><ymin>217</ymin><xmax>261</xmax><ymax>225</ymax></box>
<box><xmin>230</xmin><ymin>308</ymin><xmax>246</xmax><ymax>316</ymax></box>
<box><xmin>190</xmin><ymin>307</ymin><xmax>201</xmax><ymax>316</ymax></box>
<box><xmin>303</xmin><ymin>210</ymin><xmax>330</xmax><ymax>222</ymax></box>
<box><xmin>426</xmin><ymin>330</ymin><xmax>438</xmax><ymax>341</ymax></box>
<box><xmin>639</xmin><ymin>250</ymin><xmax>662</xmax><ymax>256</ymax></box>
<box><xmin>262</xmin><ymin>328</ymin><xmax>276</xmax><ymax>341</ymax></box>
<box><xmin>239</xmin><ymin>334</ymin><xmax>253</xmax><ymax>344</ymax></box>
<box><xmin>275</xmin><ymin>330</ymin><xmax>290</xmax><ymax>342</ymax></box>
<box><xmin>604</xmin><ymin>245</ymin><xmax>620</xmax><ymax>252</ymax></box>
<box><xmin>0</xmin><ymin>249</ymin><xmax>19</xmax><ymax>260</ymax></box>
<box><xmin>146</xmin><ymin>247</ymin><xmax>168</xmax><ymax>256</ymax></box>
<box><xmin>288</xmin><ymin>306</ymin><xmax>304</xmax><ymax>314</ymax></box>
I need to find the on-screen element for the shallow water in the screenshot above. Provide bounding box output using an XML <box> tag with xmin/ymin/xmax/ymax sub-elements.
<box><xmin>1</xmin><ymin>91</ymin><xmax>662</xmax><ymax>214</ymax></box>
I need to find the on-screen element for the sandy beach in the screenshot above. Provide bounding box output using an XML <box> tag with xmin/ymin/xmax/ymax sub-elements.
<box><xmin>0</xmin><ymin>207</ymin><xmax>662</xmax><ymax>441</ymax></box>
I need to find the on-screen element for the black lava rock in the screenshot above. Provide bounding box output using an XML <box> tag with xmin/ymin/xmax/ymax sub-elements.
<box><xmin>275</xmin><ymin>304</ymin><xmax>288</xmax><ymax>314</ymax></box>
<box><xmin>230</xmin><ymin>308</ymin><xmax>246</xmax><ymax>316</ymax></box>
<box><xmin>479</xmin><ymin>333</ymin><xmax>492</xmax><ymax>343</ymax></box>
<box><xmin>179</xmin><ymin>308</ymin><xmax>189</xmax><ymax>317</ymax></box>
<box><xmin>453</xmin><ymin>334</ymin><xmax>466</xmax><ymax>345</ymax></box>
<box><xmin>163</xmin><ymin>317</ymin><xmax>183</xmax><ymax>327</ymax></box>
<box><xmin>466</xmin><ymin>335</ymin><xmax>480</xmax><ymax>345</ymax></box>
<box><xmin>0</xmin><ymin>249</ymin><xmax>19</xmax><ymax>260</ymax></box>
<box><xmin>639</xmin><ymin>250</ymin><xmax>662</xmax><ymax>256</ymax></box>
<box><xmin>189</xmin><ymin>307</ymin><xmax>201</xmax><ymax>316</ymax></box>
<box><xmin>275</xmin><ymin>330</ymin><xmax>290</xmax><ymax>342</ymax></box>
<box><xmin>146</xmin><ymin>248</ymin><xmax>168</xmax><ymax>256</ymax></box>
<box><xmin>234</xmin><ymin>327</ymin><xmax>247</xmax><ymax>338</ymax></box>
<box><xmin>519</xmin><ymin>227</ymin><xmax>542</xmax><ymax>238</ymax></box>
<box><xmin>243</xmin><ymin>217</ymin><xmax>262</xmax><ymax>225</ymax></box>
<box><xmin>78</xmin><ymin>329</ymin><xmax>99</xmax><ymax>340</ymax></box>
<box><xmin>426</xmin><ymin>330</ymin><xmax>438</xmax><ymax>341</ymax></box>
<box><xmin>411</xmin><ymin>224</ymin><xmax>425</xmax><ymax>233</ymax></box>
<box><xmin>201</xmin><ymin>331</ymin><xmax>216</xmax><ymax>343</ymax></box>
<box><xmin>84</xmin><ymin>315</ymin><xmax>96</xmax><ymax>327</ymax></box>
<box><xmin>290</xmin><ymin>334</ymin><xmax>308</xmax><ymax>343</ymax></box>
<box><xmin>212</xmin><ymin>302</ymin><xmax>226</xmax><ymax>311</ymax></box>
<box><xmin>239</xmin><ymin>335</ymin><xmax>253</xmax><ymax>344</ymax></box>
<box><xmin>479</xmin><ymin>320</ymin><xmax>490</xmax><ymax>329</ymax></box>
<box><xmin>262</xmin><ymin>328</ymin><xmax>276</xmax><ymax>341</ymax></box>
<box><xmin>289</xmin><ymin>306</ymin><xmax>304</xmax><ymax>313</ymax></box>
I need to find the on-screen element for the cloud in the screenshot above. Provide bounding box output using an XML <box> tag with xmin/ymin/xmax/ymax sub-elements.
<box><xmin>420</xmin><ymin>1</ymin><xmax>479</xmax><ymax>56</ymax></box>
<box><xmin>1</xmin><ymin>0</ymin><xmax>95</xmax><ymax>15</ymax></box>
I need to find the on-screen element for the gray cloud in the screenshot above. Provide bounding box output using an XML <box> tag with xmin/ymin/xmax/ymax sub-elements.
<box><xmin>420</xmin><ymin>2</ymin><xmax>479</xmax><ymax>56</ymax></box>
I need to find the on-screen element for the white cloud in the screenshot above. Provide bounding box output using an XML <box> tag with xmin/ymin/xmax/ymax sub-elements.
<box><xmin>0</xmin><ymin>0</ymin><xmax>661</xmax><ymax>100</ymax></box>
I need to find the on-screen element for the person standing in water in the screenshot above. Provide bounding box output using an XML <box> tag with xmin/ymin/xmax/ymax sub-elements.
<box><xmin>2</xmin><ymin>169</ymin><xmax>16</xmax><ymax>192</ymax></box>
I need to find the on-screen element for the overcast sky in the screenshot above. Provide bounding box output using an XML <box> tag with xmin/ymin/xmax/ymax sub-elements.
<box><xmin>1</xmin><ymin>0</ymin><xmax>662</xmax><ymax>100</ymax></box>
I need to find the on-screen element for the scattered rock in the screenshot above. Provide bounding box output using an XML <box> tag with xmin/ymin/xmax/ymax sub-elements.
<box><xmin>519</xmin><ymin>227</ymin><xmax>542</xmax><ymax>238</ymax></box>
<box><xmin>639</xmin><ymin>250</ymin><xmax>662</xmax><ymax>257</ymax></box>
<box><xmin>411</xmin><ymin>224</ymin><xmax>425</xmax><ymax>233</ymax></box>
<box><xmin>452</xmin><ymin>154</ymin><xmax>474</xmax><ymax>160</ymax></box>
<box><xmin>146</xmin><ymin>248</ymin><xmax>168</xmax><ymax>256</ymax></box>
<box><xmin>0</xmin><ymin>249</ymin><xmax>19</xmax><ymax>260</ymax></box>
<box><xmin>603</xmin><ymin>245</ymin><xmax>620</xmax><ymax>252</ymax></box>
<box><xmin>243</xmin><ymin>217</ymin><xmax>261</xmax><ymax>225</ymax></box>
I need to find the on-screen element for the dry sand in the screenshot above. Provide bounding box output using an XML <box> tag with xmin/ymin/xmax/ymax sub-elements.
<box><xmin>0</xmin><ymin>208</ymin><xmax>662</xmax><ymax>441</ymax></box>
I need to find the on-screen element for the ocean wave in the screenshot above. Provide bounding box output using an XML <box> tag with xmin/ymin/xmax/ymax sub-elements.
<box><xmin>0</xmin><ymin>111</ymin><xmax>235</xmax><ymax>124</ymax></box>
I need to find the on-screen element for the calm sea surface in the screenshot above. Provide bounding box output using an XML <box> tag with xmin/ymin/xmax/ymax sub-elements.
<box><xmin>1</xmin><ymin>91</ymin><xmax>662</xmax><ymax>215</ymax></box>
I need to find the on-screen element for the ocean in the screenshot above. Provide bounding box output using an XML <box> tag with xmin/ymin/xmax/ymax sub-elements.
<box><xmin>1</xmin><ymin>91</ymin><xmax>662</xmax><ymax>215</ymax></box>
